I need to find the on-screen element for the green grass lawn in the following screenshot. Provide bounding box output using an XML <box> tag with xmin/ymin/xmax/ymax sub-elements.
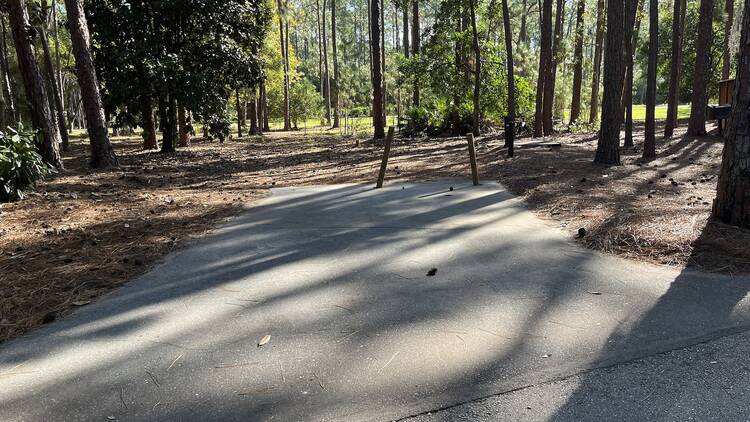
<box><xmin>563</xmin><ymin>104</ymin><xmax>692</xmax><ymax>123</ymax></box>
<box><xmin>630</xmin><ymin>104</ymin><xmax>691</xmax><ymax>121</ymax></box>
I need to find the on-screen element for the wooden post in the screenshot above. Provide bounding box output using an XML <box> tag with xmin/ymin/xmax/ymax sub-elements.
<box><xmin>376</xmin><ymin>126</ymin><xmax>395</xmax><ymax>188</ymax></box>
<box><xmin>467</xmin><ymin>133</ymin><xmax>479</xmax><ymax>186</ymax></box>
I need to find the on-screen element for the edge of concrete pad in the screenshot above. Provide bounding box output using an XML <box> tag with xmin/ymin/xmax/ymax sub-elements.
<box><xmin>381</xmin><ymin>321</ymin><xmax>750</xmax><ymax>422</ymax></box>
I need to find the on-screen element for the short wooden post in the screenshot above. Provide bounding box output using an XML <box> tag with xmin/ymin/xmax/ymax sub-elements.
<box><xmin>376</xmin><ymin>126</ymin><xmax>395</xmax><ymax>188</ymax></box>
<box><xmin>467</xmin><ymin>133</ymin><xmax>479</xmax><ymax>186</ymax></box>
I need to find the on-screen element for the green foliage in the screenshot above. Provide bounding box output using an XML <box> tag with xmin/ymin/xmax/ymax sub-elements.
<box><xmin>403</xmin><ymin>106</ymin><xmax>443</xmax><ymax>135</ymax></box>
<box><xmin>289</xmin><ymin>77</ymin><xmax>323</xmax><ymax>128</ymax></box>
<box><xmin>0</xmin><ymin>129</ymin><xmax>50</xmax><ymax>202</ymax></box>
<box><xmin>87</xmin><ymin>0</ymin><xmax>271</xmax><ymax>140</ymax></box>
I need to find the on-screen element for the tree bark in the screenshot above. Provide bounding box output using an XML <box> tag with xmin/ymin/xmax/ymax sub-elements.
<box><xmin>277</xmin><ymin>0</ymin><xmax>291</xmax><ymax>131</ymax></box>
<box><xmin>569</xmin><ymin>0</ymin><xmax>585</xmax><ymax>125</ymax></box>
<box><xmin>40</xmin><ymin>31</ymin><xmax>67</xmax><ymax>149</ymax></box>
<box><xmin>178</xmin><ymin>105</ymin><xmax>190</xmax><ymax>147</ymax></box>
<box><xmin>623</xmin><ymin>0</ymin><xmax>643</xmax><ymax>147</ymax></box>
<box><xmin>260</xmin><ymin>79</ymin><xmax>270</xmax><ymax>131</ymax></box>
<box><xmin>502</xmin><ymin>0</ymin><xmax>516</xmax><ymax>157</ymax></box>
<box><xmin>322</xmin><ymin>0</ymin><xmax>331</xmax><ymax>124</ymax></box>
<box><xmin>402</xmin><ymin>1</ymin><xmax>409</xmax><ymax>57</ymax></box>
<box><xmin>38</xmin><ymin>7</ymin><xmax>68</xmax><ymax>151</ymax></box>
<box><xmin>370</xmin><ymin>0</ymin><xmax>385</xmax><ymax>138</ymax></box>
<box><xmin>687</xmin><ymin>0</ymin><xmax>716</xmax><ymax>136</ymax></box>
<box><xmin>8</xmin><ymin>0</ymin><xmax>63</xmax><ymax>168</ymax></box>
<box><xmin>644</xmin><ymin>0</ymin><xmax>658</xmax><ymax>160</ymax></box>
<box><xmin>411</xmin><ymin>0</ymin><xmax>420</xmax><ymax>107</ymax></box>
<box><xmin>159</xmin><ymin>94</ymin><xmax>177</xmax><ymax>152</ymax></box>
<box><xmin>534</xmin><ymin>0</ymin><xmax>553</xmax><ymax>137</ymax></box>
<box><xmin>0</xmin><ymin>18</ymin><xmax>16</xmax><ymax>125</ymax></box>
<box><xmin>712</xmin><ymin>0</ymin><xmax>750</xmax><ymax>226</ymax></box>
<box><xmin>519</xmin><ymin>0</ymin><xmax>528</xmax><ymax>44</ymax></box>
<box><xmin>332</xmin><ymin>0</ymin><xmax>340</xmax><ymax>128</ymax></box>
<box><xmin>142</xmin><ymin>95</ymin><xmax>157</xmax><ymax>150</ymax></box>
<box><xmin>469</xmin><ymin>0</ymin><xmax>481</xmax><ymax>136</ymax></box>
<box><xmin>589</xmin><ymin>0</ymin><xmax>605</xmax><ymax>124</ymax></box>
<box><xmin>316</xmin><ymin>0</ymin><xmax>324</xmax><ymax>105</ymax></box>
<box><xmin>248</xmin><ymin>88</ymin><xmax>258</xmax><ymax>135</ymax></box>
<box><xmin>665</xmin><ymin>0</ymin><xmax>687</xmax><ymax>138</ymax></box>
<box><xmin>722</xmin><ymin>0</ymin><xmax>735</xmax><ymax>79</ymax></box>
<box><xmin>380</xmin><ymin>0</ymin><xmax>386</xmax><ymax>125</ymax></box>
<box><xmin>52</xmin><ymin>0</ymin><xmax>64</xmax><ymax>122</ymax></box>
<box><xmin>594</xmin><ymin>0</ymin><xmax>626</xmax><ymax>165</ymax></box>
<box><xmin>542</xmin><ymin>0</ymin><xmax>564</xmax><ymax>135</ymax></box>
<box><xmin>236</xmin><ymin>90</ymin><xmax>244</xmax><ymax>137</ymax></box>
<box><xmin>63</xmin><ymin>0</ymin><xmax>117</xmax><ymax>167</ymax></box>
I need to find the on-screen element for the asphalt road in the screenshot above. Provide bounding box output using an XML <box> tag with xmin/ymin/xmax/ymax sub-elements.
<box><xmin>1</xmin><ymin>181</ymin><xmax>749</xmax><ymax>421</ymax></box>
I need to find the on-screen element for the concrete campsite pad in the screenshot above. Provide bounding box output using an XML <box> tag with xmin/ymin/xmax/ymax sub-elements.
<box><xmin>2</xmin><ymin>181</ymin><xmax>750</xmax><ymax>421</ymax></box>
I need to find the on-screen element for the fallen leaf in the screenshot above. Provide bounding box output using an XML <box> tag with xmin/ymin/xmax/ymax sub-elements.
<box><xmin>72</xmin><ymin>300</ymin><xmax>91</xmax><ymax>306</ymax></box>
<box><xmin>426</xmin><ymin>268</ymin><xmax>437</xmax><ymax>276</ymax></box>
<box><xmin>258</xmin><ymin>335</ymin><xmax>271</xmax><ymax>347</ymax></box>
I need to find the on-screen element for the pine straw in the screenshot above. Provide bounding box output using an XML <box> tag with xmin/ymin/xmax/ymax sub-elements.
<box><xmin>1</xmin><ymin>124</ymin><xmax>748</xmax><ymax>343</ymax></box>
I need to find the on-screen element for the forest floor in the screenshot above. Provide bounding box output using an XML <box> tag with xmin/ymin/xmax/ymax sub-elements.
<box><xmin>1</xmin><ymin>122</ymin><xmax>748</xmax><ymax>343</ymax></box>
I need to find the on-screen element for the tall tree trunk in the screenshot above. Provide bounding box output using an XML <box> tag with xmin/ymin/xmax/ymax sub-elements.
<box><xmin>63</xmin><ymin>0</ymin><xmax>117</xmax><ymax>167</ymax></box>
<box><xmin>542</xmin><ymin>0</ymin><xmax>564</xmax><ymax>135</ymax></box>
<box><xmin>248</xmin><ymin>88</ymin><xmax>258</xmax><ymax>135</ymax></box>
<box><xmin>519</xmin><ymin>0</ymin><xmax>528</xmax><ymax>44</ymax></box>
<box><xmin>38</xmin><ymin>13</ymin><xmax>69</xmax><ymax>151</ymax></box>
<box><xmin>52</xmin><ymin>0</ymin><xmax>63</xmax><ymax>122</ymax></box>
<box><xmin>178</xmin><ymin>105</ymin><xmax>190</xmax><ymax>147</ymax></box>
<box><xmin>277</xmin><ymin>0</ymin><xmax>291</xmax><ymax>131</ymax></box>
<box><xmin>0</xmin><ymin>19</ymin><xmax>16</xmax><ymax>125</ymax></box>
<box><xmin>380</xmin><ymin>0</ymin><xmax>386</xmax><ymax>124</ymax></box>
<box><xmin>569</xmin><ymin>0</ymin><xmax>585</xmax><ymax>125</ymax></box>
<box><xmin>644</xmin><ymin>0</ymin><xmax>658</xmax><ymax>160</ymax></box>
<box><xmin>316</xmin><ymin>0</ymin><xmax>324</xmax><ymax>105</ymax></box>
<box><xmin>411</xmin><ymin>0</ymin><xmax>420</xmax><ymax>107</ymax></box>
<box><xmin>687</xmin><ymin>0</ymin><xmax>716</xmax><ymax>136</ymax></box>
<box><xmin>236</xmin><ymin>90</ymin><xmax>244</xmax><ymax>137</ymax></box>
<box><xmin>712</xmin><ymin>0</ymin><xmax>750</xmax><ymax>226</ymax></box>
<box><xmin>142</xmin><ymin>95</ymin><xmax>157</xmax><ymax>150</ymax></box>
<box><xmin>665</xmin><ymin>0</ymin><xmax>687</xmax><ymax>138</ymax></box>
<box><xmin>159</xmin><ymin>94</ymin><xmax>178</xmax><ymax>152</ymax></box>
<box><xmin>594</xmin><ymin>0</ymin><xmax>626</xmax><ymax>165</ymax></box>
<box><xmin>534</xmin><ymin>0</ymin><xmax>553</xmax><ymax>137</ymax></box>
<box><xmin>260</xmin><ymin>79</ymin><xmax>270</xmax><ymax>131</ymax></box>
<box><xmin>322</xmin><ymin>0</ymin><xmax>331</xmax><ymax>124</ymax></box>
<box><xmin>623</xmin><ymin>0</ymin><xmax>643</xmax><ymax>147</ymax></box>
<box><xmin>8</xmin><ymin>0</ymin><xmax>63</xmax><ymax>168</ymax></box>
<box><xmin>402</xmin><ymin>1</ymin><xmax>409</xmax><ymax>57</ymax></box>
<box><xmin>370</xmin><ymin>0</ymin><xmax>385</xmax><ymax>138</ymax></box>
<box><xmin>722</xmin><ymin>0</ymin><xmax>735</xmax><ymax>79</ymax></box>
<box><xmin>469</xmin><ymin>0</ymin><xmax>481</xmax><ymax>136</ymax></box>
<box><xmin>502</xmin><ymin>0</ymin><xmax>516</xmax><ymax>157</ymax></box>
<box><xmin>451</xmin><ymin>12</ymin><xmax>462</xmax><ymax>134</ymax></box>
<box><xmin>589</xmin><ymin>0</ymin><xmax>605</xmax><ymax>124</ymax></box>
<box><xmin>332</xmin><ymin>0</ymin><xmax>340</xmax><ymax>128</ymax></box>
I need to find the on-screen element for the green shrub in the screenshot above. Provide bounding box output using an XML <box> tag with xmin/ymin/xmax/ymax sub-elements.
<box><xmin>404</xmin><ymin>106</ymin><xmax>443</xmax><ymax>135</ymax></box>
<box><xmin>0</xmin><ymin>129</ymin><xmax>50</xmax><ymax>202</ymax></box>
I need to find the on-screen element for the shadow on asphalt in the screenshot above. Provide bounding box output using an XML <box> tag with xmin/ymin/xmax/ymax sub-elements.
<box><xmin>1</xmin><ymin>181</ymin><xmax>750</xmax><ymax>421</ymax></box>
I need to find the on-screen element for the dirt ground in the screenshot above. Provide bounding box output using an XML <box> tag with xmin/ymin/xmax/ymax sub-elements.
<box><xmin>1</xmin><ymin>123</ymin><xmax>748</xmax><ymax>343</ymax></box>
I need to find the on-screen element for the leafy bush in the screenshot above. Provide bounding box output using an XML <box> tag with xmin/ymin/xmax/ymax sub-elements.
<box><xmin>404</xmin><ymin>106</ymin><xmax>444</xmax><ymax>135</ymax></box>
<box><xmin>349</xmin><ymin>106</ymin><xmax>370</xmax><ymax>118</ymax></box>
<box><xmin>0</xmin><ymin>129</ymin><xmax>50</xmax><ymax>202</ymax></box>
<box><xmin>290</xmin><ymin>78</ymin><xmax>323</xmax><ymax>128</ymax></box>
